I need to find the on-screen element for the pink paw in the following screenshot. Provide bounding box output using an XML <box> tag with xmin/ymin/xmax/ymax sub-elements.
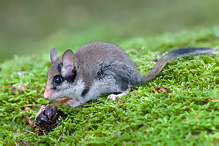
<box><xmin>107</xmin><ymin>88</ymin><xmax>131</xmax><ymax>101</ymax></box>
<box><xmin>107</xmin><ymin>94</ymin><xmax>122</xmax><ymax>100</ymax></box>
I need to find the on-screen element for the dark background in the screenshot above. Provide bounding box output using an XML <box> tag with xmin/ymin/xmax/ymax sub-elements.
<box><xmin>1</xmin><ymin>0</ymin><xmax>219</xmax><ymax>62</ymax></box>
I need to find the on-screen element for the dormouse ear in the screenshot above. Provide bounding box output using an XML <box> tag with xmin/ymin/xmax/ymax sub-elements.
<box><xmin>62</xmin><ymin>49</ymin><xmax>74</xmax><ymax>76</ymax></box>
<box><xmin>50</xmin><ymin>48</ymin><xmax>58</xmax><ymax>63</ymax></box>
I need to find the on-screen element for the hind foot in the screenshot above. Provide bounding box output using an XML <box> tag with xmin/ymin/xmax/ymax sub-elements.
<box><xmin>107</xmin><ymin>88</ymin><xmax>131</xmax><ymax>100</ymax></box>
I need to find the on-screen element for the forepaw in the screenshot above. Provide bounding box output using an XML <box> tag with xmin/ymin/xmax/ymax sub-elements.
<box><xmin>67</xmin><ymin>98</ymin><xmax>84</xmax><ymax>108</ymax></box>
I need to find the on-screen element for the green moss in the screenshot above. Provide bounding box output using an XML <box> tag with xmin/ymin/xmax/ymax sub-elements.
<box><xmin>0</xmin><ymin>27</ymin><xmax>218</xmax><ymax>145</ymax></box>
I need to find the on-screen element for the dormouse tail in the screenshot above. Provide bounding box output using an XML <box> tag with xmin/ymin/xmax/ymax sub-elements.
<box><xmin>143</xmin><ymin>47</ymin><xmax>217</xmax><ymax>83</ymax></box>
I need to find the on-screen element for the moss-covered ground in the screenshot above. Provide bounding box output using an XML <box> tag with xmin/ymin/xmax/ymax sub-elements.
<box><xmin>0</xmin><ymin>27</ymin><xmax>218</xmax><ymax>145</ymax></box>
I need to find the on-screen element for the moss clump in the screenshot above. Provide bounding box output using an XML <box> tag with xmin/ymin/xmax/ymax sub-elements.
<box><xmin>0</xmin><ymin>27</ymin><xmax>218</xmax><ymax>145</ymax></box>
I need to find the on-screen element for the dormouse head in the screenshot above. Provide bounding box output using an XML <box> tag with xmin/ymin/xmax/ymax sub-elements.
<box><xmin>44</xmin><ymin>48</ymin><xmax>77</xmax><ymax>100</ymax></box>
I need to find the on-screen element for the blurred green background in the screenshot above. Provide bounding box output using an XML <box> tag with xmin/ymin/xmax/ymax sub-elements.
<box><xmin>0</xmin><ymin>0</ymin><xmax>219</xmax><ymax>63</ymax></box>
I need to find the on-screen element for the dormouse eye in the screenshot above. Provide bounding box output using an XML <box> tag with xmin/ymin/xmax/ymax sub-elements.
<box><xmin>53</xmin><ymin>75</ymin><xmax>64</xmax><ymax>85</ymax></box>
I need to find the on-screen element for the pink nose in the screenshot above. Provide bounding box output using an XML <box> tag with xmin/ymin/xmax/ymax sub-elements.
<box><xmin>44</xmin><ymin>92</ymin><xmax>50</xmax><ymax>99</ymax></box>
<box><xmin>44</xmin><ymin>89</ymin><xmax>57</xmax><ymax>100</ymax></box>
<box><xmin>44</xmin><ymin>89</ymin><xmax>53</xmax><ymax>99</ymax></box>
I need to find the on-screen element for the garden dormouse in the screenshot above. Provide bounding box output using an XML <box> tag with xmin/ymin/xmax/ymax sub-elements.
<box><xmin>44</xmin><ymin>42</ymin><xmax>217</xmax><ymax>107</ymax></box>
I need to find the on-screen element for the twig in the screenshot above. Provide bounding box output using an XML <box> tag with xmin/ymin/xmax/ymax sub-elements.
<box><xmin>189</xmin><ymin>71</ymin><xmax>194</xmax><ymax>74</ymax></box>
<box><xmin>23</xmin><ymin>116</ymin><xmax>34</xmax><ymax>127</ymax></box>
<box><xmin>2</xmin><ymin>85</ymin><xmax>13</xmax><ymax>88</ymax></box>
<box><xmin>118</xmin><ymin>100</ymin><xmax>129</xmax><ymax>107</ymax></box>
<box><xmin>186</xmin><ymin>85</ymin><xmax>191</xmax><ymax>91</ymax></box>
<box><xmin>206</xmin><ymin>63</ymin><xmax>208</xmax><ymax>68</ymax></box>
<box><xmin>211</xmin><ymin>100</ymin><xmax>219</xmax><ymax>102</ymax></box>
<box><xmin>189</xmin><ymin>102</ymin><xmax>194</xmax><ymax>106</ymax></box>
<box><xmin>134</xmin><ymin>90</ymin><xmax>143</xmax><ymax>98</ymax></box>
<box><xmin>43</xmin><ymin>131</ymin><xmax>47</xmax><ymax>135</ymax></box>
<box><xmin>117</xmin><ymin>98</ymin><xmax>124</xmax><ymax>107</ymax></box>
<box><xmin>152</xmin><ymin>87</ymin><xmax>159</xmax><ymax>93</ymax></box>
<box><xmin>123</xmin><ymin>141</ymin><xmax>126</xmax><ymax>146</ymax></box>
<box><xmin>74</xmin><ymin>137</ymin><xmax>81</xmax><ymax>142</ymax></box>
<box><xmin>58</xmin><ymin>130</ymin><xmax>65</xmax><ymax>141</ymax></box>
<box><xmin>117</xmin><ymin>97</ymin><xmax>129</xmax><ymax>107</ymax></box>
<box><xmin>211</xmin><ymin>139</ymin><xmax>214</xmax><ymax>145</ymax></box>
<box><xmin>117</xmin><ymin>98</ymin><xmax>123</xmax><ymax>104</ymax></box>
<box><xmin>22</xmin><ymin>129</ymin><xmax>35</xmax><ymax>135</ymax></box>
<box><xmin>195</xmin><ymin>116</ymin><xmax>200</xmax><ymax>121</ymax></box>
<box><xmin>152</xmin><ymin>86</ymin><xmax>172</xmax><ymax>93</ymax></box>
<box><xmin>20</xmin><ymin>139</ymin><xmax>29</xmax><ymax>146</ymax></box>
<box><xmin>23</xmin><ymin>104</ymin><xmax>41</xmax><ymax>107</ymax></box>
<box><xmin>182</xmin><ymin>82</ymin><xmax>191</xmax><ymax>91</ymax></box>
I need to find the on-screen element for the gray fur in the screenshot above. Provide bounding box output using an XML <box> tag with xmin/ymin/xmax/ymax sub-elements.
<box><xmin>74</xmin><ymin>42</ymin><xmax>144</xmax><ymax>89</ymax></box>
<box><xmin>169</xmin><ymin>47</ymin><xmax>217</xmax><ymax>60</ymax></box>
